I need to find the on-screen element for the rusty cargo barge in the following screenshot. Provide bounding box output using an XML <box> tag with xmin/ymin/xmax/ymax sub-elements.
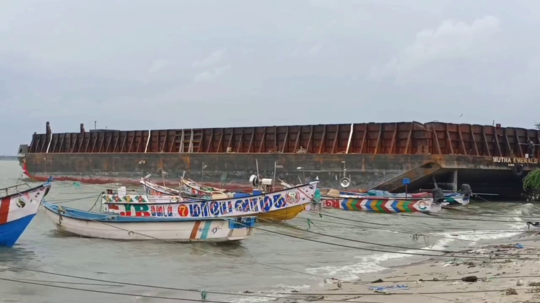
<box><xmin>17</xmin><ymin>121</ymin><xmax>540</xmax><ymax>200</ymax></box>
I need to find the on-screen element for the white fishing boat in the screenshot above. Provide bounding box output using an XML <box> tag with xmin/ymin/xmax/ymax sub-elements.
<box><xmin>42</xmin><ymin>201</ymin><xmax>256</xmax><ymax>242</ymax></box>
<box><xmin>0</xmin><ymin>178</ymin><xmax>52</xmax><ymax>247</ymax></box>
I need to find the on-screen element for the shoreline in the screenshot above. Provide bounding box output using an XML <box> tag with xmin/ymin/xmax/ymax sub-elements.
<box><xmin>275</xmin><ymin>234</ymin><xmax>540</xmax><ymax>303</ymax></box>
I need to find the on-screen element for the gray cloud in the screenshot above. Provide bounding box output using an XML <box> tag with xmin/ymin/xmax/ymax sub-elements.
<box><xmin>1</xmin><ymin>0</ymin><xmax>540</xmax><ymax>154</ymax></box>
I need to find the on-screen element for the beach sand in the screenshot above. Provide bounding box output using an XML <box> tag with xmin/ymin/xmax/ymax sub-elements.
<box><xmin>278</xmin><ymin>237</ymin><xmax>540</xmax><ymax>303</ymax></box>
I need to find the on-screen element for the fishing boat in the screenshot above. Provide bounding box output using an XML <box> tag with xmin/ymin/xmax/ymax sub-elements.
<box><xmin>181</xmin><ymin>178</ymin><xmax>231</xmax><ymax>196</ymax></box>
<box><xmin>322</xmin><ymin>195</ymin><xmax>443</xmax><ymax>213</ymax></box>
<box><xmin>42</xmin><ymin>201</ymin><xmax>256</xmax><ymax>242</ymax></box>
<box><xmin>141</xmin><ymin>176</ymin><xmax>181</xmax><ymax>196</ymax></box>
<box><xmin>103</xmin><ymin>181</ymin><xmax>319</xmax><ymax>222</ymax></box>
<box><xmin>0</xmin><ymin>178</ymin><xmax>52</xmax><ymax>247</ymax></box>
<box><xmin>140</xmin><ymin>176</ymin><xmax>231</xmax><ymax>199</ymax></box>
<box><xmin>329</xmin><ymin>190</ymin><xmax>470</xmax><ymax>207</ymax></box>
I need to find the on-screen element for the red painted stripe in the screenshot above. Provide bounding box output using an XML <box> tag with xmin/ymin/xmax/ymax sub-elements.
<box><xmin>0</xmin><ymin>197</ymin><xmax>11</xmax><ymax>224</ymax></box>
<box><xmin>380</xmin><ymin>200</ymin><xmax>391</xmax><ymax>213</ymax></box>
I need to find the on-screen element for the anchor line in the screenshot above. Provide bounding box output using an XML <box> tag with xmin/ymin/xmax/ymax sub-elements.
<box><xmin>308</xmin><ymin>211</ymin><xmax>530</xmax><ymax>232</ymax></box>
<box><xmin>2</xmin><ymin>271</ymin><xmax>368</xmax><ymax>303</ymax></box>
<box><xmin>231</xmin><ymin>220</ymin><xmax>540</xmax><ymax>260</ymax></box>
<box><xmin>399</xmin><ymin>213</ymin><xmax>538</xmax><ymax>223</ymax></box>
<box><xmin>78</xmin><ymin>217</ymin><xmax>334</xmax><ymax>281</ymax></box>
<box><xmin>0</xmin><ymin>277</ymin><xmax>231</xmax><ymax>303</ymax></box>
<box><xmin>255</xmin><ymin>217</ymin><xmax>540</xmax><ymax>256</ymax></box>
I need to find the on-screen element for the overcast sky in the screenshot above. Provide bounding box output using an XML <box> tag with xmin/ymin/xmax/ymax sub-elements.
<box><xmin>1</xmin><ymin>0</ymin><xmax>540</xmax><ymax>155</ymax></box>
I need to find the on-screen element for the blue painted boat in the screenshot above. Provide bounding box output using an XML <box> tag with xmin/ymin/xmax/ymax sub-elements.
<box><xmin>0</xmin><ymin>179</ymin><xmax>52</xmax><ymax>247</ymax></box>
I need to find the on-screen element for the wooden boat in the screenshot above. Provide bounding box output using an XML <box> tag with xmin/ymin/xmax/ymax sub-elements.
<box><xmin>322</xmin><ymin>196</ymin><xmax>443</xmax><ymax>213</ymax></box>
<box><xmin>0</xmin><ymin>179</ymin><xmax>52</xmax><ymax>247</ymax></box>
<box><xmin>103</xmin><ymin>182</ymin><xmax>319</xmax><ymax>222</ymax></box>
<box><xmin>181</xmin><ymin>178</ymin><xmax>230</xmax><ymax>196</ymax></box>
<box><xmin>140</xmin><ymin>177</ymin><xmax>181</xmax><ymax>196</ymax></box>
<box><xmin>140</xmin><ymin>177</ymin><xmax>233</xmax><ymax>199</ymax></box>
<box><xmin>42</xmin><ymin>201</ymin><xmax>256</xmax><ymax>242</ymax></box>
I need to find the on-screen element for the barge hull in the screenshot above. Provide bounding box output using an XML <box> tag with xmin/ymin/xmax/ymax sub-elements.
<box><xmin>18</xmin><ymin>121</ymin><xmax>540</xmax><ymax>200</ymax></box>
<box><xmin>21</xmin><ymin>153</ymin><xmax>538</xmax><ymax>200</ymax></box>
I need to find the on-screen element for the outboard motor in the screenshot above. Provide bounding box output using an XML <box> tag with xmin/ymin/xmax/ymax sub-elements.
<box><xmin>432</xmin><ymin>188</ymin><xmax>445</xmax><ymax>203</ymax></box>
<box><xmin>460</xmin><ymin>183</ymin><xmax>472</xmax><ymax>198</ymax></box>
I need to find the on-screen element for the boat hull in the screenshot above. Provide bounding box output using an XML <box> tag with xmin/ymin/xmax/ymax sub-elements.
<box><xmin>0</xmin><ymin>214</ymin><xmax>37</xmax><ymax>247</ymax></box>
<box><xmin>322</xmin><ymin>198</ymin><xmax>442</xmax><ymax>213</ymax></box>
<box><xmin>443</xmin><ymin>195</ymin><xmax>470</xmax><ymax>206</ymax></box>
<box><xmin>256</xmin><ymin>204</ymin><xmax>306</xmax><ymax>221</ymax></box>
<box><xmin>0</xmin><ymin>182</ymin><xmax>51</xmax><ymax>247</ymax></box>
<box><xmin>43</xmin><ymin>202</ymin><xmax>255</xmax><ymax>242</ymax></box>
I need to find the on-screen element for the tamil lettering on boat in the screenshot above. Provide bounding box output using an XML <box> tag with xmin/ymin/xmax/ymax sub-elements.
<box><xmin>105</xmin><ymin>186</ymin><xmax>315</xmax><ymax>218</ymax></box>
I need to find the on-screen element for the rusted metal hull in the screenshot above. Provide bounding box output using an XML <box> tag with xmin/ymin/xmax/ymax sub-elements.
<box><xmin>17</xmin><ymin>121</ymin><xmax>540</xmax><ymax>200</ymax></box>
<box><xmin>19</xmin><ymin>152</ymin><xmax>539</xmax><ymax>200</ymax></box>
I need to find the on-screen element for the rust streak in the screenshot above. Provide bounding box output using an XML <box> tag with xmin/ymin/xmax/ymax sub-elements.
<box><xmin>258</xmin><ymin>128</ymin><xmax>266</xmax><ymax>153</ymax></box>
<box><xmin>274</xmin><ymin>126</ymin><xmax>278</xmax><ymax>153</ymax></box>
<box><xmin>470</xmin><ymin>125</ymin><xmax>479</xmax><ymax>156</ymax></box>
<box><xmin>282</xmin><ymin>126</ymin><xmax>289</xmax><ymax>153</ymax></box>
<box><xmin>205</xmin><ymin>129</ymin><xmax>213</xmax><ymax>153</ymax></box>
<box><xmin>216</xmin><ymin>129</ymin><xmax>223</xmax><ymax>153</ymax></box>
<box><xmin>306</xmin><ymin>126</ymin><xmax>314</xmax><ymax>153</ymax></box>
<box><xmin>237</xmin><ymin>128</ymin><xmax>244</xmax><ymax>153</ymax></box>
<box><xmin>247</xmin><ymin>128</ymin><xmax>254</xmax><ymax>153</ymax></box>
<box><xmin>293</xmin><ymin>127</ymin><xmax>301</xmax><ymax>153</ymax></box>
<box><xmin>389</xmin><ymin>123</ymin><xmax>397</xmax><ymax>154</ymax></box>
<box><xmin>432</xmin><ymin>128</ymin><xmax>441</xmax><ymax>154</ymax></box>
<box><xmin>374</xmin><ymin>124</ymin><xmax>383</xmax><ymax>155</ymax></box>
<box><xmin>515</xmin><ymin>128</ymin><xmax>523</xmax><ymax>157</ymax></box>
<box><xmin>445</xmin><ymin>124</ymin><xmax>454</xmax><ymax>155</ymax></box>
<box><xmin>318</xmin><ymin>125</ymin><xmax>327</xmax><ymax>154</ymax></box>
<box><xmin>457</xmin><ymin>126</ymin><xmax>466</xmax><ymax>155</ymax></box>
<box><xmin>503</xmin><ymin>129</ymin><xmax>512</xmax><ymax>157</ymax></box>
<box><xmin>404</xmin><ymin>123</ymin><xmax>413</xmax><ymax>155</ymax></box>
<box><xmin>227</xmin><ymin>128</ymin><xmax>234</xmax><ymax>152</ymax></box>
<box><xmin>332</xmin><ymin>125</ymin><xmax>339</xmax><ymax>154</ymax></box>
<box><xmin>481</xmin><ymin>126</ymin><xmax>490</xmax><ymax>157</ymax></box>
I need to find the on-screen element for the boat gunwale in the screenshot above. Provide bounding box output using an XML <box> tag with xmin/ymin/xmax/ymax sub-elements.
<box><xmin>0</xmin><ymin>181</ymin><xmax>52</xmax><ymax>199</ymax></box>
<box><xmin>42</xmin><ymin>201</ymin><xmax>257</xmax><ymax>223</ymax></box>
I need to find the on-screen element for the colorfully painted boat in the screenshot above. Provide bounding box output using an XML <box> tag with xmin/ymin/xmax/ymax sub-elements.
<box><xmin>103</xmin><ymin>182</ymin><xmax>319</xmax><ymax>222</ymax></box>
<box><xmin>323</xmin><ymin>186</ymin><xmax>472</xmax><ymax>207</ymax></box>
<box><xmin>0</xmin><ymin>179</ymin><xmax>52</xmax><ymax>247</ymax></box>
<box><xmin>42</xmin><ymin>201</ymin><xmax>256</xmax><ymax>242</ymax></box>
<box><xmin>322</xmin><ymin>197</ymin><xmax>443</xmax><ymax>213</ymax></box>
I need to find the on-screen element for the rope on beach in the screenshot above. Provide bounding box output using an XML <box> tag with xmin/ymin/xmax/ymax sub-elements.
<box><xmin>352</xmin><ymin>273</ymin><xmax>540</xmax><ymax>285</ymax></box>
<box><xmin>0</xmin><ymin>276</ymin><xmax>232</xmax><ymax>303</ymax></box>
<box><xmin>307</xmin><ymin>211</ymin><xmax>534</xmax><ymax>233</ymax></box>
<box><xmin>239</xmin><ymin>220</ymin><xmax>540</xmax><ymax>260</ymax></box>
<box><xmin>4</xmin><ymin>267</ymin><xmax>350</xmax><ymax>302</ymax></box>
<box><xmin>297</xmin><ymin>213</ymin><xmax>528</xmax><ymax>240</ymax></box>
<box><xmin>281</xmin><ymin>286</ymin><xmax>540</xmax><ymax>297</ymax></box>
<box><xmin>399</xmin><ymin>213</ymin><xmax>540</xmax><ymax>223</ymax></box>
<box><xmin>256</xmin><ymin>217</ymin><xmax>540</xmax><ymax>257</ymax></box>
<box><xmin>80</xmin><ymin>218</ymin><xmax>335</xmax><ymax>281</ymax></box>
